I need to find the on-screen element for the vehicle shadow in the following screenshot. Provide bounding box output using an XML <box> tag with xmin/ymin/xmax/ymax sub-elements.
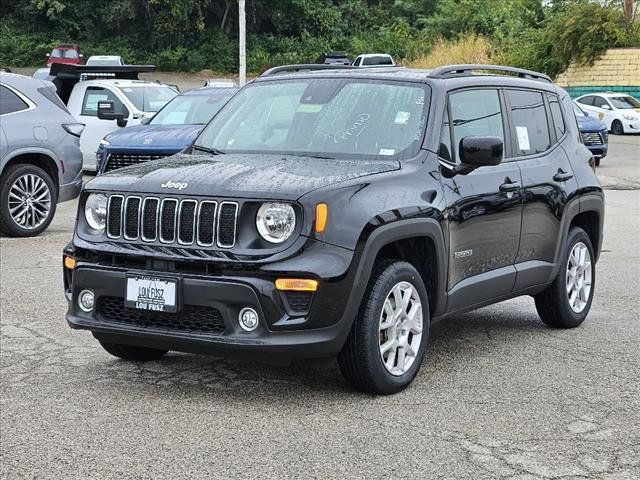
<box><xmin>83</xmin><ymin>301</ymin><xmax>551</xmax><ymax>399</ymax></box>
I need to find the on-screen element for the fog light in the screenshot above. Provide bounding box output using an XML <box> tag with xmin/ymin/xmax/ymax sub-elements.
<box><xmin>238</xmin><ymin>307</ymin><xmax>259</xmax><ymax>332</ymax></box>
<box><xmin>78</xmin><ymin>289</ymin><xmax>95</xmax><ymax>312</ymax></box>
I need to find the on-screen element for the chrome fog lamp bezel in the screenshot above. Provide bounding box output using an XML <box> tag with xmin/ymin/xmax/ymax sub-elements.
<box><xmin>78</xmin><ymin>289</ymin><xmax>95</xmax><ymax>312</ymax></box>
<box><xmin>84</xmin><ymin>193</ymin><xmax>108</xmax><ymax>231</ymax></box>
<box><xmin>255</xmin><ymin>202</ymin><xmax>296</xmax><ymax>244</ymax></box>
<box><xmin>238</xmin><ymin>307</ymin><xmax>259</xmax><ymax>332</ymax></box>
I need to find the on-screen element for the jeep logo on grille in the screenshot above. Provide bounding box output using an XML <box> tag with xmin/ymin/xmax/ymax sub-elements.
<box><xmin>161</xmin><ymin>181</ymin><xmax>188</xmax><ymax>190</ymax></box>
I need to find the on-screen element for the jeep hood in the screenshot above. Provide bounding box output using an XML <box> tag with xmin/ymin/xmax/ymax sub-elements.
<box><xmin>104</xmin><ymin>124</ymin><xmax>203</xmax><ymax>150</ymax></box>
<box><xmin>85</xmin><ymin>153</ymin><xmax>400</xmax><ymax>200</ymax></box>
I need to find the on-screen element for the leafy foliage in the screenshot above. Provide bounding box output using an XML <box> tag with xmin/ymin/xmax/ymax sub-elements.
<box><xmin>0</xmin><ymin>0</ymin><xmax>638</xmax><ymax>78</ymax></box>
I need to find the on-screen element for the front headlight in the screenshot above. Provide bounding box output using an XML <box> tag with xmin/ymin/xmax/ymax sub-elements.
<box><xmin>256</xmin><ymin>202</ymin><xmax>296</xmax><ymax>244</ymax></box>
<box><xmin>84</xmin><ymin>193</ymin><xmax>107</xmax><ymax>231</ymax></box>
<box><xmin>99</xmin><ymin>138</ymin><xmax>110</xmax><ymax>146</ymax></box>
<box><xmin>622</xmin><ymin>113</ymin><xmax>638</xmax><ymax>121</ymax></box>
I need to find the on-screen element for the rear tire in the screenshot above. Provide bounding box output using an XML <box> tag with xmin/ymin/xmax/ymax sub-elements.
<box><xmin>338</xmin><ymin>260</ymin><xmax>429</xmax><ymax>395</ymax></box>
<box><xmin>0</xmin><ymin>163</ymin><xmax>57</xmax><ymax>237</ymax></box>
<box><xmin>98</xmin><ymin>341</ymin><xmax>168</xmax><ymax>361</ymax></box>
<box><xmin>534</xmin><ymin>227</ymin><xmax>595</xmax><ymax>328</ymax></box>
<box><xmin>611</xmin><ymin>120</ymin><xmax>624</xmax><ymax>135</ymax></box>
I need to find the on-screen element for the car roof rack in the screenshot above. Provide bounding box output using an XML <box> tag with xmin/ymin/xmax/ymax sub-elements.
<box><xmin>49</xmin><ymin>64</ymin><xmax>158</xmax><ymax>103</ymax></box>
<box><xmin>427</xmin><ymin>64</ymin><xmax>552</xmax><ymax>83</ymax></box>
<box><xmin>260</xmin><ymin>64</ymin><xmax>357</xmax><ymax>76</ymax></box>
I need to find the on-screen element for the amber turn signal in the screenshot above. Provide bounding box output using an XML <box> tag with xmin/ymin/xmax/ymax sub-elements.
<box><xmin>315</xmin><ymin>203</ymin><xmax>328</xmax><ymax>233</ymax></box>
<box><xmin>275</xmin><ymin>278</ymin><xmax>319</xmax><ymax>292</ymax></box>
<box><xmin>64</xmin><ymin>256</ymin><xmax>76</xmax><ymax>270</ymax></box>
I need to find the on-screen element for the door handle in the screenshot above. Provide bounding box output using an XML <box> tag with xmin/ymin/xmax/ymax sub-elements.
<box><xmin>553</xmin><ymin>170</ymin><xmax>574</xmax><ymax>182</ymax></box>
<box><xmin>499</xmin><ymin>179</ymin><xmax>521</xmax><ymax>192</ymax></box>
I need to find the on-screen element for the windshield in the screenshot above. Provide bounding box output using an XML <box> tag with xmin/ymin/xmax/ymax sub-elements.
<box><xmin>117</xmin><ymin>85</ymin><xmax>178</xmax><ymax>112</ymax></box>
<box><xmin>573</xmin><ymin>103</ymin><xmax>587</xmax><ymax>117</ymax></box>
<box><xmin>609</xmin><ymin>96</ymin><xmax>640</xmax><ymax>109</ymax></box>
<box><xmin>195</xmin><ymin>79</ymin><xmax>429</xmax><ymax>160</ymax></box>
<box><xmin>151</xmin><ymin>90</ymin><xmax>236</xmax><ymax>125</ymax></box>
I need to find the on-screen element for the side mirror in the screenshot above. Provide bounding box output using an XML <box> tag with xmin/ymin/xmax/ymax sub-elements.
<box><xmin>456</xmin><ymin>136</ymin><xmax>503</xmax><ymax>173</ymax></box>
<box><xmin>46</xmin><ymin>53</ymin><xmax>50</xmax><ymax>57</ymax></box>
<box><xmin>79</xmin><ymin>53</ymin><xmax>84</xmax><ymax>58</ymax></box>
<box><xmin>97</xmin><ymin>101</ymin><xmax>128</xmax><ymax>128</ymax></box>
<box><xmin>601</xmin><ymin>104</ymin><xmax>611</xmax><ymax>110</ymax></box>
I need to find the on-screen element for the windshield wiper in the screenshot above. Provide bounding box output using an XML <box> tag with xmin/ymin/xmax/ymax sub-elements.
<box><xmin>193</xmin><ymin>145</ymin><xmax>225</xmax><ymax>155</ymax></box>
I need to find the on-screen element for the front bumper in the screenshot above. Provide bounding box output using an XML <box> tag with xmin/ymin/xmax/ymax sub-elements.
<box><xmin>63</xmin><ymin>243</ymin><xmax>359</xmax><ymax>361</ymax></box>
<box><xmin>586</xmin><ymin>143</ymin><xmax>608</xmax><ymax>158</ymax></box>
<box><xmin>622</xmin><ymin>120</ymin><xmax>640</xmax><ymax>133</ymax></box>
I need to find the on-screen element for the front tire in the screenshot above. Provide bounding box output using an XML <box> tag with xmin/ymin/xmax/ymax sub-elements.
<box><xmin>0</xmin><ymin>163</ymin><xmax>57</xmax><ymax>237</ymax></box>
<box><xmin>611</xmin><ymin>120</ymin><xmax>624</xmax><ymax>135</ymax></box>
<box><xmin>338</xmin><ymin>260</ymin><xmax>429</xmax><ymax>395</ymax></box>
<box><xmin>98</xmin><ymin>341</ymin><xmax>168</xmax><ymax>361</ymax></box>
<box><xmin>534</xmin><ymin>227</ymin><xmax>595</xmax><ymax>328</ymax></box>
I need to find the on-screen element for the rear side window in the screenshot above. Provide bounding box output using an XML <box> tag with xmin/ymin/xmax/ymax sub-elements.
<box><xmin>0</xmin><ymin>85</ymin><xmax>29</xmax><ymax>115</ymax></box>
<box><xmin>506</xmin><ymin>90</ymin><xmax>551</xmax><ymax>156</ymax></box>
<box><xmin>37</xmin><ymin>86</ymin><xmax>70</xmax><ymax>114</ymax></box>
<box><xmin>548</xmin><ymin>94</ymin><xmax>565</xmax><ymax>138</ymax></box>
<box><xmin>448</xmin><ymin>89</ymin><xmax>504</xmax><ymax>163</ymax></box>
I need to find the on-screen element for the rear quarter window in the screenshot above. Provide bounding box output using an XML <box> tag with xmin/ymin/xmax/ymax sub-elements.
<box><xmin>37</xmin><ymin>86</ymin><xmax>70</xmax><ymax>114</ymax></box>
<box><xmin>0</xmin><ymin>85</ymin><xmax>30</xmax><ymax>115</ymax></box>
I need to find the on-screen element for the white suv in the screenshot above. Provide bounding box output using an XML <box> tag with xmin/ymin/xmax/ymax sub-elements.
<box><xmin>575</xmin><ymin>92</ymin><xmax>640</xmax><ymax>135</ymax></box>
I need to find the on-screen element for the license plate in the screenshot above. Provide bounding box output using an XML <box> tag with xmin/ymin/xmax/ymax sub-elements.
<box><xmin>125</xmin><ymin>276</ymin><xmax>177</xmax><ymax>312</ymax></box>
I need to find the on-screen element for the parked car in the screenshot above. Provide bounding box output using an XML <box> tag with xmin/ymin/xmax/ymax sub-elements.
<box><xmin>352</xmin><ymin>53</ymin><xmax>395</xmax><ymax>67</ymax></box>
<box><xmin>575</xmin><ymin>92</ymin><xmax>640</xmax><ymax>135</ymax></box>
<box><xmin>96</xmin><ymin>86</ymin><xmax>238</xmax><ymax>174</ymax></box>
<box><xmin>63</xmin><ymin>64</ymin><xmax>603</xmax><ymax>395</ymax></box>
<box><xmin>316</xmin><ymin>52</ymin><xmax>351</xmax><ymax>65</ymax></box>
<box><xmin>46</xmin><ymin>44</ymin><xmax>83</xmax><ymax>66</ymax></box>
<box><xmin>32</xmin><ymin>68</ymin><xmax>52</xmax><ymax>81</ymax></box>
<box><xmin>49</xmin><ymin>63</ymin><xmax>178</xmax><ymax>170</ymax></box>
<box><xmin>85</xmin><ymin>55</ymin><xmax>125</xmax><ymax>66</ymax></box>
<box><xmin>0</xmin><ymin>73</ymin><xmax>84</xmax><ymax>237</ymax></box>
<box><xmin>573</xmin><ymin>102</ymin><xmax>608</xmax><ymax>166</ymax></box>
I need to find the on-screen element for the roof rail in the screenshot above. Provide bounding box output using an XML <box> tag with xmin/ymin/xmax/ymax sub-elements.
<box><xmin>261</xmin><ymin>64</ymin><xmax>357</xmax><ymax>76</ymax></box>
<box><xmin>428</xmin><ymin>64</ymin><xmax>552</xmax><ymax>83</ymax></box>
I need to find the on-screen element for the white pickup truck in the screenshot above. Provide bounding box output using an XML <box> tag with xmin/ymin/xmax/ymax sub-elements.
<box><xmin>50</xmin><ymin>64</ymin><xmax>178</xmax><ymax>170</ymax></box>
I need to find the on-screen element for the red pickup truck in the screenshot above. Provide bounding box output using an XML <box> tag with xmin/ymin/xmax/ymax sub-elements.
<box><xmin>46</xmin><ymin>44</ymin><xmax>84</xmax><ymax>66</ymax></box>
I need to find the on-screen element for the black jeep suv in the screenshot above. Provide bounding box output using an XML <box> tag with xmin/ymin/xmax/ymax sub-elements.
<box><xmin>63</xmin><ymin>64</ymin><xmax>604</xmax><ymax>394</ymax></box>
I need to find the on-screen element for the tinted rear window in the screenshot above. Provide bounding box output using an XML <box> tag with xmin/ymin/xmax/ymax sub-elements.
<box><xmin>38</xmin><ymin>86</ymin><xmax>70</xmax><ymax>113</ymax></box>
<box><xmin>0</xmin><ymin>85</ymin><xmax>29</xmax><ymax>115</ymax></box>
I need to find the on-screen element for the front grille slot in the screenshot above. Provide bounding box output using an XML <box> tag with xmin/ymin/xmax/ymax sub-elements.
<box><xmin>217</xmin><ymin>202</ymin><xmax>238</xmax><ymax>248</ymax></box>
<box><xmin>97</xmin><ymin>296</ymin><xmax>225</xmax><ymax>334</ymax></box>
<box><xmin>124</xmin><ymin>197</ymin><xmax>141</xmax><ymax>239</ymax></box>
<box><xmin>141</xmin><ymin>198</ymin><xmax>159</xmax><ymax>241</ymax></box>
<box><xmin>160</xmin><ymin>199</ymin><xmax>178</xmax><ymax>243</ymax></box>
<box><xmin>105</xmin><ymin>153</ymin><xmax>169</xmax><ymax>172</ymax></box>
<box><xmin>107</xmin><ymin>195</ymin><xmax>123</xmax><ymax>238</ymax></box>
<box><xmin>106</xmin><ymin>195</ymin><xmax>238</xmax><ymax>250</ymax></box>
<box><xmin>178</xmin><ymin>200</ymin><xmax>197</xmax><ymax>245</ymax></box>
<box><xmin>582</xmin><ymin>132</ymin><xmax>603</xmax><ymax>145</ymax></box>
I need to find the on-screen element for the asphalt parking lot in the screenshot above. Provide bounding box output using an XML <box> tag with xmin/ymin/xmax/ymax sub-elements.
<box><xmin>1</xmin><ymin>136</ymin><xmax>639</xmax><ymax>479</ymax></box>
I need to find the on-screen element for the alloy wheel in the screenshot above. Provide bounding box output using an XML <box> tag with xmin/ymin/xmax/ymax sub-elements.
<box><xmin>378</xmin><ymin>281</ymin><xmax>423</xmax><ymax>376</ymax></box>
<box><xmin>7</xmin><ymin>173</ymin><xmax>52</xmax><ymax>230</ymax></box>
<box><xmin>566</xmin><ymin>242</ymin><xmax>592</xmax><ymax>313</ymax></box>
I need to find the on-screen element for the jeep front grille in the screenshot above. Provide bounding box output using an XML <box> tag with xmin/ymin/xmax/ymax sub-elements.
<box><xmin>107</xmin><ymin>194</ymin><xmax>238</xmax><ymax>248</ymax></box>
<box><xmin>581</xmin><ymin>131</ymin><xmax>604</xmax><ymax>146</ymax></box>
<box><xmin>104</xmin><ymin>153</ymin><xmax>170</xmax><ymax>172</ymax></box>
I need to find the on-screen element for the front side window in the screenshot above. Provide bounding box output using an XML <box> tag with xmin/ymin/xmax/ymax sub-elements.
<box><xmin>151</xmin><ymin>91</ymin><xmax>235</xmax><ymax>126</ymax></box>
<box><xmin>506</xmin><ymin>90</ymin><xmax>551</xmax><ymax>156</ymax></box>
<box><xmin>592</xmin><ymin>96</ymin><xmax>610</xmax><ymax>109</ymax></box>
<box><xmin>81</xmin><ymin>87</ymin><xmax>126</xmax><ymax>117</ymax></box>
<box><xmin>117</xmin><ymin>85</ymin><xmax>177</xmax><ymax>112</ymax></box>
<box><xmin>0</xmin><ymin>85</ymin><xmax>29</xmax><ymax>115</ymax></box>
<box><xmin>548</xmin><ymin>94</ymin><xmax>566</xmax><ymax>138</ymax></box>
<box><xmin>609</xmin><ymin>96</ymin><xmax>640</xmax><ymax>109</ymax></box>
<box><xmin>196</xmin><ymin>79</ymin><xmax>430</xmax><ymax>160</ymax></box>
<box><xmin>577</xmin><ymin>96</ymin><xmax>594</xmax><ymax>106</ymax></box>
<box><xmin>448</xmin><ymin>89</ymin><xmax>504</xmax><ymax>163</ymax></box>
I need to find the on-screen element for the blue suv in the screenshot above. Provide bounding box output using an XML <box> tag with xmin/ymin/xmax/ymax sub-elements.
<box><xmin>573</xmin><ymin>102</ymin><xmax>608</xmax><ymax>166</ymax></box>
<box><xmin>96</xmin><ymin>86</ymin><xmax>238</xmax><ymax>174</ymax></box>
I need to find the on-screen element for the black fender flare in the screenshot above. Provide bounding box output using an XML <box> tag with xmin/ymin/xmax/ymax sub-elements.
<box><xmin>339</xmin><ymin>218</ymin><xmax>448</xmax><ymax>332</ymax></box>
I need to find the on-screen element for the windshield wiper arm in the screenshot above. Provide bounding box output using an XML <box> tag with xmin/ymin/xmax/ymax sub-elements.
<box><xmin>193</xmin><ymin>145</ymin><xmax>225</xmax><ymax>155</ymax></box>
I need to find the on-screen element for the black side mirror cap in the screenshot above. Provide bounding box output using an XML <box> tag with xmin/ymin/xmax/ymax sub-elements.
<box><xmin>457</xmin><ymin>136</ymin><xmax>503</xmax><ymax>173</ymax></box>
